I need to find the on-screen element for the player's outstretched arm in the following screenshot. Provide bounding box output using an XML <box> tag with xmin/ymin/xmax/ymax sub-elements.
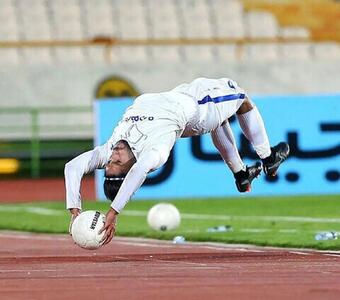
<box><xmin>68</xmin><ymin>208</ymin><xmax>81</xmax><ymax>235</ymax></box>
<box><xmin>65</xmin><ymin>144</ymin><xmax>109</xmax><ymax>211</ymax></box>
<box><xmin>99</xmin><ymin>207</ymin><xmax>118</xmax><ymax>245</ymax></box>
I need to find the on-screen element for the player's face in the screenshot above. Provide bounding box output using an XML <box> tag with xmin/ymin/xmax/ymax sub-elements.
<box><xmin>105</xmin><ymin>142</ymin><xmax>134</xmax><ymax>176</ymax></box>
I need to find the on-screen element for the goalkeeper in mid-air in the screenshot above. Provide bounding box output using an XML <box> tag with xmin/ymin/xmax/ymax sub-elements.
<box><xmin>65</xmin><ymin>77</ymin><xmax>289</xmax><ymax>245</ymax></box>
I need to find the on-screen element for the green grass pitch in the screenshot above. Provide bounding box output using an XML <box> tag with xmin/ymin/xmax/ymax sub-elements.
<box><xmin>0</xmin><ymin>195</ymin><xmax>339</xmax><ymax>250</ymax></box>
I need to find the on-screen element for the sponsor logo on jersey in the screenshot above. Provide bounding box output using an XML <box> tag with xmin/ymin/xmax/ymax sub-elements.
<box><xmin>124</xmin><ymin>115</ymin><xmax>154</xmax><ymax>122</ymax></box>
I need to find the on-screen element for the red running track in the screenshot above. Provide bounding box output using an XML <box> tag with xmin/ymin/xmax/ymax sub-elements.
<box><xmin>0</xmin><ymin>178</ymin><xmax>95</xmax><ymax>202</ymax></box>
<box><xmin>0</xmin><ymin>232</ymin><xmax>340</xmax><ymax>300</ymax></box>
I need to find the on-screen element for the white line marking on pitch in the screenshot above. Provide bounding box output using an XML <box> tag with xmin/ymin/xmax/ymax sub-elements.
<box><xmin>122</xmin><ymin>210</ymin><xmax>340</xmax><ymax>224</ymax></box>
<box><xmin>0</xmin><ymin>206</ymin><xmax>64</xmax><ymax>216</ymax></box>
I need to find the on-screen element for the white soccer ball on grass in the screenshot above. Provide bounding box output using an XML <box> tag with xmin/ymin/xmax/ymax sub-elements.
<box><xmin>147</xmin><ymin>203</ymin><xmax>181</xmax><ymax>231</ymax></box>
<box><xmin>71</xmin><ymin>210</ymin><xmax>106</xmax><ymax>250</ymax></box>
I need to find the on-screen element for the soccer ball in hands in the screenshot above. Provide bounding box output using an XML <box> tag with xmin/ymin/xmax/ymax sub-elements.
<box><xmin>147</xmin><ymin>203</ymin><xmax>181</xmax><ymax>231</ymax></box>
<box><xmin>71</xmin><ymin>210</ymin><xmax>106</xmax><ymax>250</ymax></box>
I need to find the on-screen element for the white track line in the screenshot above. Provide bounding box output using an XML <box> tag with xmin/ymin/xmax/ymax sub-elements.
<box><xmin>289</xmin><ymin>251</ymin><xmax>312</xmax><ymax>256</ymax></box>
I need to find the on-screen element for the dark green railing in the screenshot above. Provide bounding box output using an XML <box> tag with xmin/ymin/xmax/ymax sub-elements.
<box><xmin>0</xmin><ymin>106</ymin><xmax>92</xmax><ymax>178</ymax></box>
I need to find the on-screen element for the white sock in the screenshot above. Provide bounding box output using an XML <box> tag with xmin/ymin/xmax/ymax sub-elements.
<box><xmin>237</xmin><ymin>106</ymin><xmax>271</xmax><ymax>159</ymax></box>
<box><xmin>211</xmin><ymin>122</ymin><xmax>246</xmax><ymax>173</ymax></box>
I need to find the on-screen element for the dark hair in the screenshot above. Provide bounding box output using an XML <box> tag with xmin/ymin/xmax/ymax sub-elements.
<box><xmin>103</xmin><ymin>176</ymin><xmax>125</xmax><ymax>201</ymax></box>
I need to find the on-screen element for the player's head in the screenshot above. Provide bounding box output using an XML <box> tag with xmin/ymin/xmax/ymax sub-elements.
<box><xmin>103</xmin><ymin>174</ymin><xmax>124</xmax><ymax>201</ymax></box>
<box><xmin>104</xmin><ymin>140</ymin><xmax>136</xmax><ymax>201</ymax></box>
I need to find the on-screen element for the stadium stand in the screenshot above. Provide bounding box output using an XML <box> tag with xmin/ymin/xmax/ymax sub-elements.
<box><xmin>0</xmin><ymin>0</ymin><xmax>338</xmax><ymax>65</ymax></box>
<box><xmin>242</xmin><ymin>0</ymin><xmax>340</xmax><ymax>42</ymax></box>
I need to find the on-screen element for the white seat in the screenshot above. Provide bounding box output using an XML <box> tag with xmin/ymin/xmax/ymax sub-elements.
<box><xmin>85</xmin><ymin>19</ymin><xmax>114</xmax><ymax>38</ymax></box>
<box><xmin>16</xmin><ymin>0</ymin><xmax>51</xmax><ymax>40</ymax></box>
<box><xmin>86</xmin><ymin>46</ymin><xmax>107</xmax><ymax>63</ymax></box>
<box><xmin>115</xmin><ymin>46</ymin><xmax>148</xmax><ymax>63</ymax></box>
<box><xmin>279</xmin><ymin>27</ymin><xmax>311</xmax><ymax>60</ymax></box>
<box><xmin>114</xmin><ymin>0</ymin><xmax>148</xmax><ymax>39</ymax></box>
<box><xmin>21</xmin><ymin>49</ymin><xmax>52</xmax><ymax>65</ymax></box>
<box><xmin>243</xmin><ymin>44</ymin><xmax>279</xmax><ymax>61</ymax></box>
<box><xmin>82</xmin><ymin>0</ymin><xmax>114</xmax><ymax>38</ymax></box>
<box><xmin>279</xmin><ymin>43</ymin><xmax>312</xmax><ymax>60</ymax></box>
<box><xmin>147</xmin><ymin>0</ymin><xmax>180</xmax><ymax>39</ymax></box>
<box><xmin>49</xmin><ymin>2</ymin><xmax>83</xmax><ymax>39</ymax></box>
<box><xmin>215</xmin><ymin>45</ymin><xmax>238</xmax><ymax>62</ymax></box>
<box><xmin>281</xmin><ymin>26</ymin><xmax>310</xmax><ymax>38</ymax></box>
<box><xmin>0</xmin><ymin>49</ymin><xmax>20</xmax><ymax>65</ymax></box>
<box><xmin>150</xmin><ymin>46</ymin><xmax>180</xmax><ymax>63</ymax></box>
<box><xmin>178</xmin><ymin>0</ymin><xmax>213</xmax><ymax>38</ymax></box>
<box><xmin>210</xmin><ymin>0</ymin><xmax>245</xmax><ymax>38</ymax></box>
<box><xmin>118</xmin><ymin>21</ymin><xmax>148</xmax><ymax>39</ymax></box>
<box><xmin>245</xmin><ymin>12</ymin><xmax>279</xmax><ymax>38</ymax></box>
<box><xmin>0</xmin><ymin>23</ymin><xmax>19</xmax><ymax>40</ymax></box>
<box><xmin>21</xmin><ymin>24</ymin><xmax>51</xmax><ymax>40</ymax></box>
<box><xmin>183</xmin><ymin>45</ymin><xmax>214</xmax><ymax>62</ymax></box>
<box><xmin>0</xmin><ymin>2</ymin><xmax>19</xmax><ymax>40</ymax></box>
<box><xmin>313</xmin><ymin>42</ymin><xmax>340</xmax><ymax>60</ymax></box>
<box><xmin>53</xmin><ymin>47</ymin><xmax>85</xmax><ymax>63</ymax></box>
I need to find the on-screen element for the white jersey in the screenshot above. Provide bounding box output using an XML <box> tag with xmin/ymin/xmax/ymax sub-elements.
<box><xmin>108</xmin><ymin>77</ymin><xmax>246</xmax><ymax>161</ymax></box>
<box><xmin>65</xmin><ymin>77</ymin><xmax>246</xmax><ymax>212</ymax></box>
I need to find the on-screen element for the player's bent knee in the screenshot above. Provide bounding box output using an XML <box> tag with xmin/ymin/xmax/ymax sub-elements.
<box><xmin>237</xmin><ymin>98</ymin><xmax>254</xmax><ymax>115</ymax></box>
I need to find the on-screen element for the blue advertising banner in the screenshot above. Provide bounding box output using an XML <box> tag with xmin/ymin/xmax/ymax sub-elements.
<box><xmin>94</xmin><ymin>95</ymin><xmax>340</xmax><ymax>200</ymax></box>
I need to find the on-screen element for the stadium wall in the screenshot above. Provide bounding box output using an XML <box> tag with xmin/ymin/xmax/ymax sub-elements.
<box><xmin>1</xmin><ymin>60</ymin><xmax>340</xmax><ymax>109</ymax></box>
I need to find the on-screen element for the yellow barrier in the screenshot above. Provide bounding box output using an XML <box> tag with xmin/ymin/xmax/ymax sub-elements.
<box><xmin>0</xmin><ymin>159</ymin><xmax>20</xmax><ymax>174</ymax></box>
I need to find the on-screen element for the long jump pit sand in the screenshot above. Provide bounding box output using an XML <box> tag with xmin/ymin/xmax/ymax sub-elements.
<box><xmin>0</xmin><ymin>231</ymin><xmax>339</xmax><ymax>300</ymax></box>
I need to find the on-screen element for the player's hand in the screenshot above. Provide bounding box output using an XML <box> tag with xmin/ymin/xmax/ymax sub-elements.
<box><xmin>69</xmin><ymin>208</ymin><xmax>81</xmax><ymax>235</ymax></box>
<box><xmin>99</xmin><ymin>208</ymin><xmax>118</xmax><ymax>246</ymax></box>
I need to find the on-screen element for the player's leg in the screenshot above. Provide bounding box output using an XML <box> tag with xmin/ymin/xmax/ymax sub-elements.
<box><xmin>236</xmin><ymin>97</ymin><xmax>289</xmax><ymax>176</ymax></box>
<box><xmin>211</xmin><ymin>122</ymin><xmax>262</xmax><ymax>192</ymax></box>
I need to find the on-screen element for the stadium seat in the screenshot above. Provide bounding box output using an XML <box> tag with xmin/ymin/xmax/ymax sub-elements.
<box><xmin>82</xmin><ymin>0</ymin><xmax>114</xmax><ymax>38</ymax></box>
<box><xmin>49</xmin><ymin>1</ymin><xmax>83</xmax><ymax>40</ymax></box>
<box><xmin>183</xmin><ymin>45</ymin><xmax>214</xmax><ymax>62</ymax></box>
<box><xmin>210</xmin><ymin>0</ymin><xmax>245</xmax><ymax>38</ymax></box>
<box><xmin>177</xmin><ymin>0</ymin><xmax>213</xmax><ymax>38</ymax></box>
<box><xmin>280</xmin><ymin>26</ymin><xmax>310</xmax><ymax>38</ymax></box>
<box><xmin>0</xmin><ymin>0</ymin><xmax>338</xmax><ymax>67</ymax></box>
<box><xmin>16</xmin><ymin>0</ymin><xmax>51</xmax><ymax>40</ymax></box>
<box><xmin>53</xmin><ymin>47</ymin><xmax>85</xmax><ymax>63</ymax></box>
<box><xmin>242</xmin><ymin>0</ymin><xmax>340</xmax><ymax>42</ymax></box>
<box><xmin>114</xmin><ymin>0</ymin><xmax>148</xmax><ymax>39</ymax></box>
<box><xmin>21</xmin><ymin>49</ymin><xmax>52</xmax><ymax>65</ymax></box>
<box><xmin>115</xmin><ymin>46</ymin><xmax>148</xmax><ymax>63</ymax></box>
<box><xmin>245</xmin><ymin>11</ymin><xmax>279</xmax><ymax>38</ymax></box>
<box><xmin>215</xmin><ymin>45</ymin><xmax>238</xmax><ymax>62</ymax></box>
<box><xmin>150</xmin><ymin>46</ymin><xmax>180</xmax><ymax>63</ymax></box>
<box><xmin>86</xmin><ymin>46</ymin><xmax>107</xmax><ymax>63</ymax></box>
<box><xmin>279</xmin><ymin>43</ymin><xmax>312</xmax><ymax>60</ymax></box>
<box><xmin>313</xmin><ymin>42</ymin><xmax>340</xmax><ymax>59</ymax></box>
<box><xmin>0</xmin><ymin>1</ymin><xmax>19</xmax><ymax>40</ymax></box>
<box><xmin>244</xmin><ymin>44</ymin><xmax>279</xmax><ymax>61</ymax></box>
<box><xmin>0</xmin><ymin>49</ymin><xmax>20</xmax><ymax>65</ymax></box>
<box><xmin>147</xmin><ymin>0</ymin><xmax>180</xmax><ymax>39</ymax></box>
